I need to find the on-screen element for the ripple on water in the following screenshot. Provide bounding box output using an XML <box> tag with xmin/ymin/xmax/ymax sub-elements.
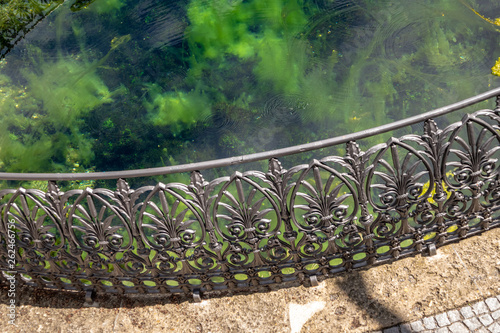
<box><xmin>262</xmin><ymin>93</ymin><xmax>310</xmax><ymax>125</ymax></box>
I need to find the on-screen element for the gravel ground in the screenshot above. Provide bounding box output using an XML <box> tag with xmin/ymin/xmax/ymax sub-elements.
<box><xmin>1</xmin><ymin>227</ymin><xmax>499</xmax><ymax>333</ymax></box>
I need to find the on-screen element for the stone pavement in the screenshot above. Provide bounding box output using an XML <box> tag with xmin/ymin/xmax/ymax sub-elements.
<box><xmin>372</xmin><ymin>295</ymin><xmax>500</xmax><ymax>333</ymax></box>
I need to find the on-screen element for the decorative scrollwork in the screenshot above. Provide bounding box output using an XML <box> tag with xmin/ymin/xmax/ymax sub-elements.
<box><xmin>444</xmin><ymin>113</ymin><xmax>500</xmax><ymax>189</ymax></box>
<box><xmin>368</xmin><ymin>139</ymin><xmax>433</xmax><ymax>210</ymax></box>
<box><xmin>67</xmin><ymin>188</ymin><xmax>133</xmax><ymax>253</ymax></box>
<box><xmin>214</xmin><ymin>172</ymin><xmax>281</xmax><ymax>243</ymax></box>
<box><xmin>443</xmin><ymin>111</ymin><xmax>500</xmax><ymax>220</ymax></box>
<box><xmin>291</xmin><ymin>160</ymin><xmax>358</xmax><ymax>231</ymax></box>
<box><xmin>1</xmin><ymin>97</ymin><xmax>500</xmax><ymax>297</ymax></box>
<box><xmin>367</xmin><ymin>139</ymin><xmax>434</xmax><ymax>237</ymax></box>
<box><xmin>4</xmin><ymin>188</ymin><xmax>65</xmax><ymax>251</ymax></box>
<box><xmin>138</xmin><ymin>183</ymin><xmax>205</xmax><ymax>250</ymax></box>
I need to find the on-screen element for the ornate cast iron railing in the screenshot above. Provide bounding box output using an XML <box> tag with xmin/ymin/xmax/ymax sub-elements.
<box><xmin>2</xmin><ymin>88</ymin><xmax>500</xmax><ymax>301</ymax></box>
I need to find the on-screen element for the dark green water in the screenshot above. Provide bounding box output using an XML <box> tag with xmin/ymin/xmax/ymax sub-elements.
<box><xmin>1</xmin><ymin>0</ymin><xmax>500</xmax><ymax>186</ymax></box>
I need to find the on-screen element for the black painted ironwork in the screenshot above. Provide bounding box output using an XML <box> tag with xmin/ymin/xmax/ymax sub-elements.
<box><xmin>1</xmin><ymin>88</ymin><xmax>500</xmax><ymax>300</ymax></box>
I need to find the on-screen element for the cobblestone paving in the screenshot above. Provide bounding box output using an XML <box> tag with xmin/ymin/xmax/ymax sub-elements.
<box><xmin>372</xmin><ymin>295</ymin><xmax>500</xmax><ymax>333</ymax></box>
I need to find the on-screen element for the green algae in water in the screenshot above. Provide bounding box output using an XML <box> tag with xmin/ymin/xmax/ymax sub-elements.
<box><xmin>0</xmin><ymin>0</ymin><xmax>499</xmax><ymax>184</ymax></box>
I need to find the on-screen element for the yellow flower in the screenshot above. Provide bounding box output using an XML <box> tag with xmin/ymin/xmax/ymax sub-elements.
<box><xmin>492</xmin><ymin>57</ymin><xmax>500</xmax><ymax>77</ymax></box>
<box><xmin>419</xmin><ymin>171</ymin><xmax>454</xmax><ymax>204</ymax></box>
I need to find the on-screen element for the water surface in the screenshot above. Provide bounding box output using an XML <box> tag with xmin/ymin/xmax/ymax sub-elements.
<box><xmin>0</xmin><ymin>0</ymin><xmax>499</xmax><ymax>185</ymax></box>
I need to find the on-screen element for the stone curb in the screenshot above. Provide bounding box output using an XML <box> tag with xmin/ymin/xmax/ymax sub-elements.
<box><xmin>372</xmin><ymin>295</ymin><xmax>500</xmax><ymax>333</ymax></box>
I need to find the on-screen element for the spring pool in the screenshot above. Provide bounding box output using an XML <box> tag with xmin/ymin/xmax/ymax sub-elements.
<box><xmin>0</xmin><ymin>0</ymin><xmax>499</xmax><ymax>186</ymax></box>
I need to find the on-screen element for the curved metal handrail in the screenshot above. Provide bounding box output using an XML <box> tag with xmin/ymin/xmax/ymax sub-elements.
<box><xmin>2</xmin><ymin>87</ymin><xmax>500</xmax><ymax>181</ymax></box>
<box><xmin>1</xmin><ymin>88</ymin><xmax>500</xmax><ymax>301</ymax></box>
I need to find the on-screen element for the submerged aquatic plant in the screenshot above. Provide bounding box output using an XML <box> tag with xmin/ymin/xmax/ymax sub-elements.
<box><xmin>71</xmin><ymin>0</ymin><xmax>125</xmax><ymax>14</ymax></box>
<box><xmin>23</xmin><ymin>49</ymin><xmax>121</xmax><ymax>126</ymax></box>
<box><xmin>186</xmin><ymin>0</ymin><xmax>311</xmax><ymax>94</ymax></box>
<box><xmin>1</xmin><ymin>0</ymin><xmax>498</xmax><ymax>177</ymax></box>
<box><xmin>143</xmin><ymin>0</ymin><xmax>315</xmax><ymax>133</ymax></box>
<box><xmin>0</xmin><ymin>0</ymin><xmax>63</xmax><ymax>59</ymax></box>
<box><xmin>144</xmin><ymin>85</ymin><xmax>211</xmax><ymax>136</ymax></box>
<box><xmin>139</xmin><ymin>0</ymin><xmax>498</xmax><ymax>163</ymax></box>
<box><xmin>0</xmin><ymin>25</ymin><xmax>127</xmax><ymax>173</ymax></box>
